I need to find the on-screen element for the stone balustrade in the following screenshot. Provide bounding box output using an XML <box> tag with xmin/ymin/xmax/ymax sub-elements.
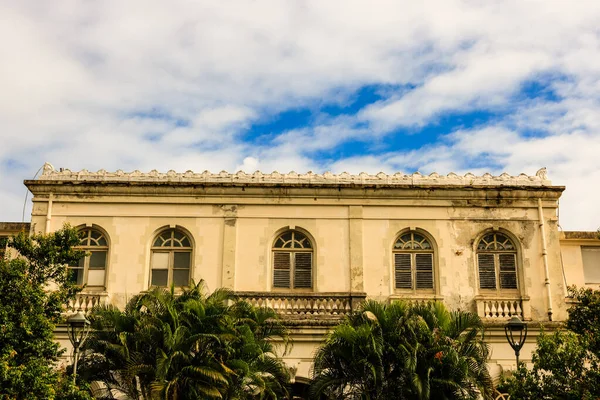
<box><xmin>65</xmin><ymin>292</ymin><xmax>107</xmax><ymax>313</ymax></box>
<box><xmin>475</xmin><ymin>296</ymin><xmax>530</xmax><ymax>320</ymax></box>
<box><xmin>236</xmin><ymin>291</ymin><xmax>366</xmax><ymax>319</ymax></box>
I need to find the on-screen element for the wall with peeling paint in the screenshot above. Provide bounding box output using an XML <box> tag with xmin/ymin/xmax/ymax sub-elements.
<box><xmin>23</xmin><ymin>173</ymin><xmax>584</xmax><ymax>380</ymax></box>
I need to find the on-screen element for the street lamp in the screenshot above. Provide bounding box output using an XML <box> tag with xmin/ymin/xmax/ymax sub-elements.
<box><xmin>504</xmin><ymin>316</ymin><xmax>528</xmax><ymax>365</ymax></box>
<box><xmin>67</xmin><ymin>311</ymin><xmax>91</xmax><ymax>384</ymax></box>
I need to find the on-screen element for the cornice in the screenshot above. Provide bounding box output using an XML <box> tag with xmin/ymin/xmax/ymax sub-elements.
<box><xmin>33</xmin><ymin>162</ymin><xmax>554</xmax><ymax>188</ymax></box>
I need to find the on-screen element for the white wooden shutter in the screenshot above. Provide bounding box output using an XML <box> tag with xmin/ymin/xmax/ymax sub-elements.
<box><xmin>415</xmin><ymin>253</ymin><xmax>434</xmax><ymax>289</ymax></box>
<box><xmin>273</xmin><ymin>252</ymin><xmax>291</xmax><ymax>288</ymax></box>
<box><xmin>478</xmin><ymin>253</ymin><xmax>496</xmax><ymax>289</ymax></box>
<box><xmin>499</xmin><ymin>253</ymin><xmax>517</xmax><ymax>289</ymax></box>
<box><xmin>395</xmin><ymin>253</ymin><xmax>412</xmax><ymax>289</ymax></box>
<box><xmin>293</xmin><ymin>252</ymin><xmax>312</xmax><ymax>288</ymax></box>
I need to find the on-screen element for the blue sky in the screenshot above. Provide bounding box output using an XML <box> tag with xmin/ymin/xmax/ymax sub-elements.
<box><xmin>0</xmin><ymin>1</ymin><xmax>599</xmax><ymax>229</ymax></box>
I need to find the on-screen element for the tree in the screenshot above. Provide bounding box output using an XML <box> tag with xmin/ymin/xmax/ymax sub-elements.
<box><xmin>0</xmin><ymin>226</ymin><xmax>92</xmax><ymax>399</ymax></box>
<box><xmin>79</xmin><ymin>281</ymin><xmax>291</xmax><ymax>399</ymax></box>
<box><xmin>310</xmin><ymin>300</ymin><xmax>493</xmax><ymax>400</ymax></box>
<box><xmin>498</xmin><ymin>287</ymin><xmax>600</xmax><ymax>399</ymax></box>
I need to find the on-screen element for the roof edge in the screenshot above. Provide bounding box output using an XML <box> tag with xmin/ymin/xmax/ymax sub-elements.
<box><xmin>33</xmin><ymin>162</ymin><xmax>555</xmax><ymax>188</ymax></box>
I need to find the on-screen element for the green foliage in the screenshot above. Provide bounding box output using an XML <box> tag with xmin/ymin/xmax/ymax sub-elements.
<box><xmin>79</xmin><ymin>281</ymin><xmax>291</xmax><ymax>399</ymax></box>
<box><xmin>498</xmin><ymin>331</ymin><xmax>600</xmax><ymax>400</ymax></box>
<box><xmin>566</xmin><ymin>286</ymin><xmax>600</xmax><ymax>357</ymax></box>
<box><xmin>499</xmin><ymin>287</ymin><xmax>600</xmax><ymax>399</ymax></box>
<box><xmin>310</xmin><ymin>300</ymin><xmax>493</xmax><ymax>400</ymax></box>
<box><xmin>0</xmin><ymin>226</ymin><xmax>90</xmax><ymax>399</ymax></box>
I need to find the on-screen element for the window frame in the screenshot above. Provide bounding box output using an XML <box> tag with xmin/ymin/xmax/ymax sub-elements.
<box><xmin>476</xmin><ymin>231</ymin><xmax>519</xmax><ymax>293</ymax></box>
<box><xmin>272</xmin><ymin>229</ymin><xmax>314</xmax><ymax>291</ymax></box>
<box><xmin>150</xmin><ymin>228</ymin><xmax>193</xmax><ymax>288</ymax></box>
<box><xmin>70</xmin><ymin>227</ymin><xmax>109</xmax><ymax>290</ymax></box>
<box><xmin>392</xmin><ymin>231</ymin><xmax>435</xmax><ymax>294</ymax></box>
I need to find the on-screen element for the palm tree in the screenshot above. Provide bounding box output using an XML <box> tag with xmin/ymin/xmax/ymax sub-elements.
<box><xmin>310</xmin><ymin>300</ymin><xmax>493</xmax><ymax>400</ymax></box>
<box><xmin>79</xmin><ymin>281</ymin><xmax>291</xmax><ymax>399</ymax></box>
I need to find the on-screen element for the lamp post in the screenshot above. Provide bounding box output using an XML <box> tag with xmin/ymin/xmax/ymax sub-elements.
<box><xmin>67</xmin><ymin>311</ymin><xmax>91</xmax><ymax>385</ymax></box>
<box><xmin>504</xmin><ymin>316</ymin><xmax>528</xmax><ymax>365</ymax></box>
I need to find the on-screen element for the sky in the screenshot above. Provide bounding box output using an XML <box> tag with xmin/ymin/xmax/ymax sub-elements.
<box><xmin>1</xmin><ymin>1</ymin><xmax>599</xmax><ymax>230</ymax></box>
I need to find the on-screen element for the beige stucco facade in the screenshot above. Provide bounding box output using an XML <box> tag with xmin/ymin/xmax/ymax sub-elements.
<box><xmin>20</xmin><ymin>163</ymin><xmax>599</xmax><ymax>383</ymax></box>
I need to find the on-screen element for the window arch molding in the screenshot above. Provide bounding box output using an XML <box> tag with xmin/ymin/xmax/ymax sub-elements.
<box><xmin>70</xmin><ymin>224</ymin><xmax>111</xmax><ymax>289</ymax></box>
<box><xmin>473</xmin><ymin>228</ymin><xmax>526</xmax><ymax>294</ymax></box>
<box><xmin>269</xmin><ymin>226</ymin><xmax>316</xmax><ymax>291</ymax></box>
<box><xmin>390</xmin><ymin>228</ymin><xmax>440</xmax><ymax>295</ymax></box>
<box><xmin>148</xmin><ymin>225</ymin><xmax>195</xmax><ymax>288</ymax></box>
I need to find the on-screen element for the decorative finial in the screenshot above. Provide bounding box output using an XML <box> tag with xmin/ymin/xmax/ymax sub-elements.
<box><xmin>536</xmin><ymin>167</ymin><xmax>547</xmax><ymax>180</ymax></box>
<box><xmin>42</xmin><ymin>162</ymin><xmax>55</xmax><ymax>175</ymax></box>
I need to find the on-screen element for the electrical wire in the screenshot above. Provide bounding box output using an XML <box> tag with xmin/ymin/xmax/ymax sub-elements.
<box><xmin>22</xmin><ymin>165</ymin><xmax>44</xmax><ymax>222</ymax></box>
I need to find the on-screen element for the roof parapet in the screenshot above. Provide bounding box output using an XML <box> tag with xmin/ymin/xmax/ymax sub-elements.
<box><xmin>36</xmin><ymin>162</ymin><xmax>552</xmax><ymax>187</ymax></box>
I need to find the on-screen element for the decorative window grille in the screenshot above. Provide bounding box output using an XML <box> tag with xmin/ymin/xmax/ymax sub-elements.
<box><xmin>393</xmin><ymin>232</ymin><xmax>434</xmax><ymax>290</ymax></box>
<box><xmin>150</xmin><ymin>229</ymin><xmax>192</xmax><ymax>287</ymax></box>
<box><xmin>476</xmin><ymin>233</ymin><xmax>518</xmax><ymax>290</ymax></box>
<box><xmin>69</xmin><ymin>228</ymin><xmax>108</xmax><ymax>287</ymax></box>
<box><xmin>272</xmin><ymin>230</ymin><xmax>313</xmax><ymax>289</ymax></box>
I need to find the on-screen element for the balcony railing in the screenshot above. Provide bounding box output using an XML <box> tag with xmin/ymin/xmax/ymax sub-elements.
<box><xmin>236</xmin><ymin>291</ymin><xmax>366</xmax><ymax>319</ymax></box>
<box><xmin>475</xmin><ymin>295</ymin><xmax>530</xmax><ymax>320</ymax></box>
<box><xmin>65</xmin><ymin>292</ymin><xmax>107</xmax><ymax>314</ymax></box>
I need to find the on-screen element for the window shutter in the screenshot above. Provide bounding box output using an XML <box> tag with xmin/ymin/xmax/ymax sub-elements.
<box><xmin>478</xmin><ymin>253</ymin><xmax>496</xmax><ymax>289</ymax></box>
<box><xmin>415</xmin><ymin>253</ymin><xmax>434</xmax><ymax>289</ymax></box>
<box><xmin>273</xmin><ymin>252</ymin><xmax>291</xmax><ymax>288</ymax></box>
<box><xmin>499</xmin><ymin>253</ymin><xmax>518</xmax><ymax>289</ymax></box>
<box><xmin>293</xmin><ymin>252</ymin><xmax>312</xmax><ymax>288</ymax></box>
<box><xmin>395</xmin><ymin>253</ymin><xmax>412</xmax><ymax>289</ymax></box>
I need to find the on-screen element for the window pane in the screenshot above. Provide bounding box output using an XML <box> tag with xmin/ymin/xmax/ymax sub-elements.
<box><xmin>174</xmin><ymin>252</ymin><xmax>191</xmax><ymax>269</ymax></box>
<box><xmin>152</xmin><ymin>252</ymin><xmax>169</xmax><ymax>269</ymax></box>
<box><xmin>181</xmin><ymin>237</ymin><xmax>191</xmax><ymax>247</ymax></box>
<box><xmin>97</xmin><ymin>236</ymin><xmax>107</xmax><ymax>246</ymax></box>
<box><xmin>273</xmin><ymin>252</ymin><xmax>291</xmax><ymax>288</ymax></box>
<box><xmin>69</xmin><ymin>268</ymin><xmax>84</xmax><ymax>285</ymax></box>
<box><xmin>499</xmin><ymin>254</ymin><xmax>517</xmax><ymax>289</ymax></box>
<box><xmin>394</xmin><ymin>253</ymin><xmax>412</xmax><ymax>289</ymax></box>
<box><xmin>89</xmin><ymin>251</ymin><xmax>107</xmax><ymax>269</ymax></box>
<box><xmin>78</xmin><ymin>256</ymin><xmax>85</xmax><ymax>268</ymax></box>
<box><xmin>151</xmin><ymin>269</ymin><xmax>168</xmax><ymax>286</ymax></box>
<box><xmin>478</xmin><ymin>253</ymin><xmax>496</xmax><ymax>289</ymax></box>
<box><xmin>87</xmin><ymin>269</ymin><xmax>105</xmax><ymax>286</ymax></box>
<box><xmin>173</xmin><ymin>269</ymin><xmax>190</xmax><ymax>286</ymax></box>
<box><xmin>294</xmin><ymin>252</ymin><xmax>312</xmax><ymax>288</ymax></box>
<box><xmin>415</xmin><ymin>253</ymin><xmax>434</xmax><ymax>289</ymax></box>
<box><xmin>582</xmin><ymin>247</ymin><xmax>600</xmax><ymax>283</ymax></box>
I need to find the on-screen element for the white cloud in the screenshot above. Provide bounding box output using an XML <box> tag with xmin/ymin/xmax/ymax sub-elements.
<box><xmin>0</xmin><ymin>0</ymin><xmax>599</xmax><ymax>230</ymax></box>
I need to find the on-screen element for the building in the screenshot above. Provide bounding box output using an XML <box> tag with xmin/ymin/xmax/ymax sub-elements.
<box><xmin>0</xmin><ymin>222</ymin><xmax>30</xmax><ymax>259</ymax></box>
<box><xmin>17</xmin><ymin>163</ymin><xmax>600</xmax><ymax>388</ymax></box>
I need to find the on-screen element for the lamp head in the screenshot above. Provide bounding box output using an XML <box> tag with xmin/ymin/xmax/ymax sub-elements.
<box><xmin>504</xmin><ymin>315</ymin><xmax>528</xmax><ymax>354</ymax></box>
<box><xmin>506</xmin><ymin>316</ymin><xmax>526</xmax><ymax>331</ymax></box>
<box><xmin>67</xmin><ymin>311</ymin><xmax>91</xmax><ymax>349</ymax></box>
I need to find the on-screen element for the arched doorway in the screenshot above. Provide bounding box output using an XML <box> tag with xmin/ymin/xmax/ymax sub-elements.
<box><xmin>290</xmin><ymin>377</ymin><xmax>311</xmax><ymax>399</ymax></box>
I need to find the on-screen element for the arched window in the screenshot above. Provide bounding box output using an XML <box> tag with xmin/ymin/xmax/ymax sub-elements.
<box><xmin>151</xmin><ymin>229</ymin><xmax>192</xmax><ymax>287</ymax></box>
<box><xmin>476</xmin><ymin>232</ymin><xmax>518</xmax><ymax>290</ymax></box>
<box><xmin>272</xmin><ymin>230</ymin><xmax>313</xmax><ymax>289</ymax></box>
<box><xmin>69</xmin><ymin>228</ymin><xmax>108</xmax><ymax>287</ymax></box>
<box><xmin>393</xmin><ymin>231</ymin><xmax>434</xmax><ymax>290</ymax></box>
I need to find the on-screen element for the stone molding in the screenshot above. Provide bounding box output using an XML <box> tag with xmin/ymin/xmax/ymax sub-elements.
<box><xmin>38</xmin><ymin>163</ymin><xmax>552</xmax><ymax>187</ymax></box>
